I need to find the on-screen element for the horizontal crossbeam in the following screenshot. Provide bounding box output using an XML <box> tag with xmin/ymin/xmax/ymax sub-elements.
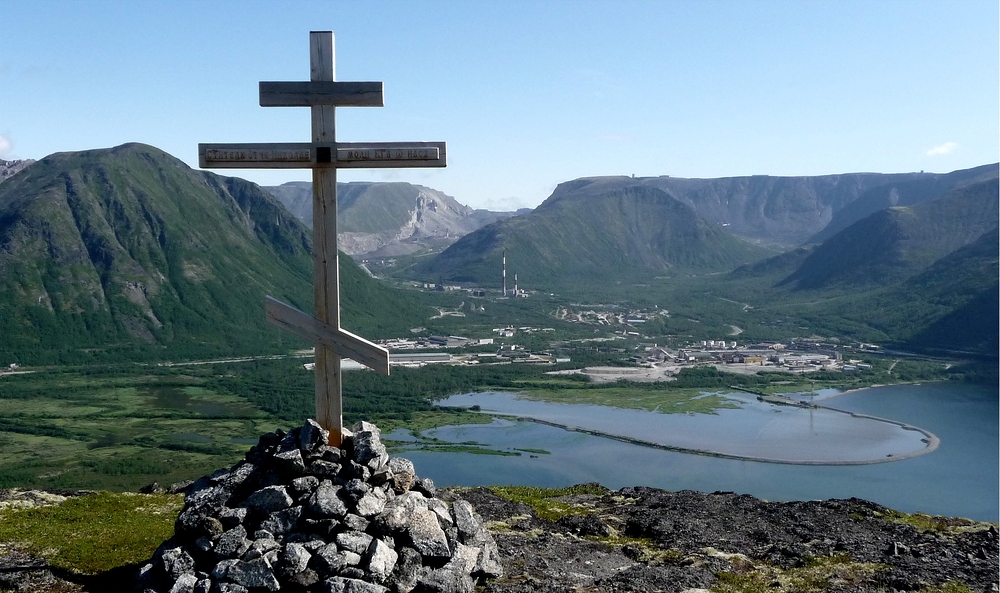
<box><xmin>199</xmin><ymin>142</ymin><xmax>447</xmax><ymax>169</ymax></box>
<box><xmin>260</xmin><ymin>81</ymin><xmax>384</xmax><ymax>107</ymax></box>
<box><xmin>265</xmin><ymin>296</ymin><xmax>390</xmax><ymax>376</ymax></box>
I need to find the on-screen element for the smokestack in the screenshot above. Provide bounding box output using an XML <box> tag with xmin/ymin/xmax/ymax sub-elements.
<box><xmin>514</xmin><ymin>273</ymin><xmax>518</xmax><ymax>296</ymax></box>
<box><xmin>502</xmin><ymin>251</ymin><xmax>507</xmax><ymax>296</ymax></box>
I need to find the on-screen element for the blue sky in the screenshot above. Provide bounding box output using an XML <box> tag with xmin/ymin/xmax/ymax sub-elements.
<box><xmin>1</xmin><ymin>0</ymin><xmax>997</xmax><ymax>211</ymax></box>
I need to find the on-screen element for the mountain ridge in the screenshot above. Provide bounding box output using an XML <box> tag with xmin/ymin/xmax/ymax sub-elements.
<box><xmin>413</xmin><ymin>184</ymin><xmax>775</xmax><ymax>289</ymax></box>
<box><xmin>0</xmin><ymin>143</ymin><xmax>427</xmax><ymax>363</ymax></box>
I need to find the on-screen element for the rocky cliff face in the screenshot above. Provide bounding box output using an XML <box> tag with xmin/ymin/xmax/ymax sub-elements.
<box><xmin>0</xmin><ymin>158</ymin><xmax>35</xmax><ymax>184</ymax></box>
<box><xmin>265</xmin><ymin>181</ymin><xmax>521</xmax><ymax>258</ymax></box>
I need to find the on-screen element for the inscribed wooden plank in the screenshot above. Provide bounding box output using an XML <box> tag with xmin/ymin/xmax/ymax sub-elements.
<box><xmin>335</xmin><ymin>142</ymin><xmax>446</xmax><ymax>168</ymax></box>
<box><xmin>260</xmin><ymin>81</ymin><xmax>384</xmax><ymax>107</ymax></box>
<box><xmin>199</xmin><ymin>142</ymin><xmax>447</xmax><ymax>169</ymax></box>
<box><xmin>199</xmin><ymin>143</ymin><xmax>313</xmax><ymax>168</ymax></box>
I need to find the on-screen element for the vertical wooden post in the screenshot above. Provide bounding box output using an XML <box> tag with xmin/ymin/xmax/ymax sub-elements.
<box><xmin>310</xmin><ymin>31</ymin><xmax>343</xmax><ymax>447</ymax></box>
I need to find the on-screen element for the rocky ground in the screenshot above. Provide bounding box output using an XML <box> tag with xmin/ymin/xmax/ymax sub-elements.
<box><xmin>449</xmin><ymin>485</ymin><xmax>998</xmax><ymax>593</ymax></box>
<box><xmin>1</xmin><ymin>484</ymin><xmax>997</xmax><ymax>592</ymax></box>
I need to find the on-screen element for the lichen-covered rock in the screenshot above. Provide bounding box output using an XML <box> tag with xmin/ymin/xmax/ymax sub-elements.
<box><xmin>137</xmin><ymin>420</ymin><xmax>502</xmax><ymax>593</ymax></box>
<box><xmin>408</xmin><ymin>509</ymin><xmax>451</xmax><ymax>559</ymax></box>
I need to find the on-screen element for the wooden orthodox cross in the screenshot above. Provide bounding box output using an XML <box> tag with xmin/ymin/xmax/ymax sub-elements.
<box><xmin>199</xmin><ymin>31</ymin><xmax>446</xmax><ymax>446</ymax></box>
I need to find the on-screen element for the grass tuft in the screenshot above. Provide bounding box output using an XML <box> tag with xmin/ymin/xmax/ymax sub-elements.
<box><xmin>488</xmin><ymin>484</ymin><xmax>607</xmax><ymax>521</ymax></box>
<box><xmin>0</xmin><ymin>491</ymin><xmax>182</xmax><ymax>574</ymax></box>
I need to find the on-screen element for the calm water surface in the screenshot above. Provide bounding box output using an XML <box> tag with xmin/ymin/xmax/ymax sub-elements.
<box><xmin>433</xmin><ymin>390</ymin><xmax>930</xmax><ymax>463</ymax></box>
<box><xmin>392</xmin><ymin>382</ymin><xmax>998</xmax><ymax>521</ymax></box>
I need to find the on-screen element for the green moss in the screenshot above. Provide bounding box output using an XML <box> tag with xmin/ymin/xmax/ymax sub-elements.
<box><xmin>0</xmin><ymin>491</ymin><xmax>182</xmax><ymax>574</ymax></box>
<box><xmin>517</xmin><ymin>387</ymin><xmax>741</xmax><ymax>415</ymax></box>
<box><xmin>488</xmin><ymin>484</ymin><xmax>607</xmax><ymax>521</ymax></box>
<box><xmin>879</xmin><ymin>509</ymin><xmax>993</xmax><ymax>533</ymax></box>
<box><xmin>711</xmin><ymin>554</ymin><xmax>888</xmax><ymax>593</ymax></box>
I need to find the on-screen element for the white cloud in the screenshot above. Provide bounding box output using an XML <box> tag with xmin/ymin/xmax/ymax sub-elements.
<box><xmin>0</xmin><ymin>134</ymin><xmax>11</xmax><ymax>158</ymax></box>
<box><xmin>925</xmin><ymin>141</ymin><xmax>958</xmax><ymax>156</ymax></box>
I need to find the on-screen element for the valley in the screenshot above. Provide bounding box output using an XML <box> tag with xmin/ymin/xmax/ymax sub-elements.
<box><xmin>0</xmin><ymin>144</ymin><xmax>995</xmax><ymax>520</ymax></box>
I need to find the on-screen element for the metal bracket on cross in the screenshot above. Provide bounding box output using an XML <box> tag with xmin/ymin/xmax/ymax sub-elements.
<box><xmin>198</xmin><ymin>31</ymin><xmax>446</xmax><ymax>447</ymax></box>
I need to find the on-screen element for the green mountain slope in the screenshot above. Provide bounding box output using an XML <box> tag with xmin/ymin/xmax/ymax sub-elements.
<box><xmin>413</xmin><ymin>185</ymin><xmax>773</xmax><ymax>289</ymax></box>
<box><xmin>0</xmin><ymin>143</ymin><xmax>426</xmax><ymax>364</ymax></box>
<box><xmin>881</xmin><ymin>227</ymin><xmax>999</xmax><ymax>354</ymax></box>
<box><xmin>810</xmin><ymin>164</ymin><xmax>998</xmax><ymax>243</ymax></box>
<box><xmin>777</xmin><ymin>179</ymin><xmax>999</xmax><ymax>290</ymax></box>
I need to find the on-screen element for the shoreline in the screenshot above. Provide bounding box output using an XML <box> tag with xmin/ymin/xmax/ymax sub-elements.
<box><xmin>478</xmin><ymin>412</ymin><xmax>939</xmax><ymax>466</ymax></box>
<box><xmin>805</xmin><ymin>379</ymin><xmax>944</xmax><ymax>402</ymax></box>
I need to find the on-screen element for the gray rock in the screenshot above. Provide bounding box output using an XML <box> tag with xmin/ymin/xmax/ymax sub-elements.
<box><xmin>276</xmin><ymin>432</ymin><xmax>299</xmax><ymax>454</ymax></box>
<box><xmin>417</xmin><ymin>566</ymin><xmax>475</xmax><ymax>593</ymax></box>
<box><xmin>316</xmin><ymin>445</ymin><xmax>342</xmax><ymax>463</ymax></box>
<box><xmin>336</xmin><ymin>530</ymin><xmax>374</xmax><ymax>555</ymax></box>
<box><xmin>377</xmin><ymin>491</ymin><xmax>428</xmax><ymax>533</ymax></box>
<box><xmin>364</xmin><ymin>538</ymin><xmax>398</xmax><ymax>583</ymax></box>
<box><xmin>213</xmin><ymin>583</ymin><xmax>248</xmax><ymax>593</ymax></box>
<box><xmin>451</xmin><ymin>499</ymin><xmax>502</xmax><ymax>577</ymax></box>
<box><xmin>280</xmin><ymin>542</ymin><xmax>312</xmax><ymax>576</ymax></box>
<box><xmin>241</xmin><ymin>485</ymin><xmax>293</xmax><ymax>514</ymax></box>
<box><xmin>340</xmin><ymin>566</ymin><xmax>366</xmax><ymax>579</ymax></box>
<box><xmin>214</xmin><ymin>525</ymin><xmax>250</xmax><ymax>559</ymax></box>
<box><xmin>288</xmin><ymin>568</ymin><xmax>321</xmax><ymax>588</ymax></box>
<box><xmin>428</xmin><ymin>498</ymin><xmax>453</xmax><ymax>527</ymax></box>
<box><xmin>350</xmin><ymin>421</ymin><xmax>380</xmax><ymax>437</ymax></box>
<box><xmin>308</xmin><ymin>459</ymin><xmax>342</xmax><ymax>478</ymax></box>
<box><xmin>308</xmin><ymin>480</ymin><xmax>348</xmax><ymax>518</ymax></box>
<box><xmin>323</xmin><ymin>576</ymin><xmax>389</xmax><ymax>593</ymax></box>
<box><xmin>193</xmin><ymin>578</ymin><xmax>211</xmax><ymax>593</ymax></box>
<box><xmin>343</xmin><ymin>550</ymin><xmax>362</xmax><ymax>566</ymax></box>
<box><xmin>300</xmin><ymin>419</ymin><xmax>330</xmax><ymax>453</ymax></box>
<box><xmin>168</xmin><ymin>572</ymin><xmax>198</xmax><ymax>593</ymax></box>
<box><xmin>211</xmin><ymin>558</ymin><xmax>239</xmax><ymax>579</ymax></box>
<box><xmin>216</xmin><ymin>506</ymin><xmax>247</xmax><ymax>529</ymax></box>
<box><xmin>389</xmin><ymin>546</ymin><xmax>424</xmax><ymax>593</ymax></box>
<box><xmin>408</xmin><ymin>509</ymin><xmax>451</xmax><ymax>558</ymax></box>
<box><xmin>445</xmin><ymin>543</ymin><xmax>481</xmax><ymax>575</ymax></box>
<box><xmin>241</xmin><ymin>536</ymin><xmax>280</xmax><ymax>561</ymax></box>
<box><xmin>259</xmin><ymin>505</ymin><xmax>303</xmax><ymax>535</ymax></box>
<box><xmin>253</xmin><ymin>529</ymin><xmax>275</xmax><ymax>541</ymax></box>
<box><xmin>356</xmin><ymin>487</ymin><xmax>388</xmax><ymax>517</ymax></box>
<box><xmin>342</xmin><ymin>513</ymin><xmax>370</xmax><ymax>532</ymax></box>
<box><xmin>161</xmin><ymin>547</ymin><xmax>196</xmax><ymax>580</ymax></box>
<box><xmin>387</xmin><ymin>457</ymin><xmax>416</xmax><ymax>492</ymax></box>
<box><xmin>226</xmin><ymin>557</ymin><xmax>280</xmax><ymax>591</ymax></box>
<box><xmin>351</xmin><ymin>423</ymin><xmax>388</xmax><ymax>470</ymax></box>
<box><xmin>343</xmin><ymin>460</ymin><xmax>373</xmax><ymax>481</ymax></box>
<box><xmin>413</xmin><ymin>477</ymin><xmax>436</xmax><ymax>497</ymax></box>
<box><xmin>291</xmin><ymin>476</ymin><xmax>320</xmax><ymax>499</ymax></box>
<box><xmin>185</xmin><ymin>483</ymin><xmax>230</xmax><ymax>510</ymax></box>
<box><xmin>312</xmin><ymin>543</ymin><xmax>348</xmax><ymax>575</ymax></box>
<box><xmin>450</xmin><ymin>500</ymin><xmax>480</xmax><ymax>542</ymax></box>
<box><xmin>224</xmin><ymin>462</ymin><xmax>256</xmax><ymax>488</ymax></box>
<box><xmin>344</xmin><ymin>478</ymin><xmax>371</xmax><ymax>502</ymax></box>
<box><xmin>275</xmin><ymin>448</ymin><xmax>306</xmax><ymax>473</ymax></box>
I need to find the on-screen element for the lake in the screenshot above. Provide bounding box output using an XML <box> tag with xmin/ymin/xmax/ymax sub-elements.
<box><xmin>388</xmin><ymin>382</ymin><xmax>999</xmax><ymax>521</ymax></box>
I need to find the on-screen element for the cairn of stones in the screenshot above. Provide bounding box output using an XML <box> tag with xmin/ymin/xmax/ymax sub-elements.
<box><xmin>137</xmin><ymin>420</ymin><xmax>502</xmax><ymax>593</ymax></box>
